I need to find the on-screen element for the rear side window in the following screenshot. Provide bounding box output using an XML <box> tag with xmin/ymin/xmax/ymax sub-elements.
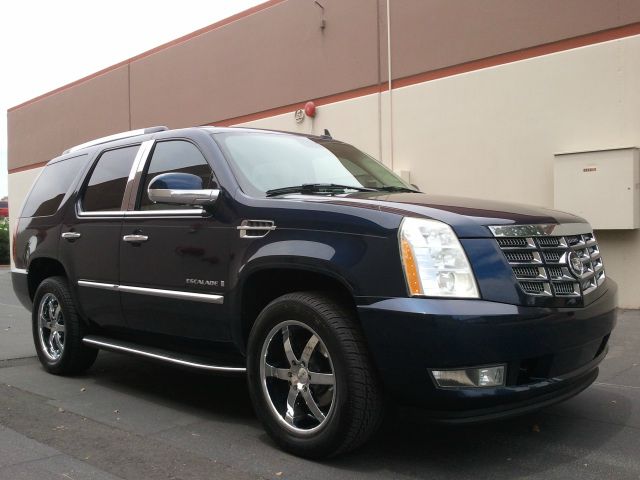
<box><xmin>82</xmin><ymin>145</ymin><xmax>139</xmax><ymax>212</ymax></box>
<box><xmin>138</xmin><ymin>140</ymin><xmax>215</xmax><ymax>210</ymax></box>
<box><xmin>21</xmin><ymin>155</ymin><xmax>87</xmax><ymax>218</ymax></box>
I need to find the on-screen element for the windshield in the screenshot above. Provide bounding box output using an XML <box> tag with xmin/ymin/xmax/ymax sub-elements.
<box><xmin>212</xmin><ymin>132</ymin><xmax>413</xmax><ymax>197</ymax></box>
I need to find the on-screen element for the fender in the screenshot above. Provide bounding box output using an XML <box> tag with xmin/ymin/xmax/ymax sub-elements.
<box><xmin>226</xmin><ymin>236</ymin><xmax>370</xmax><ymax>352</ymax></box>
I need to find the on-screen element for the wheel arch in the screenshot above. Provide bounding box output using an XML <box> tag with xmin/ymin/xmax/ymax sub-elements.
<box><xmin>232</xmin><ymin>264</ymin><xmax>358</xmax><ymax>354</ymax></box>
<box><xmin>27</xmin><ymin>257</ymin><xmax>68</xmax><ymax>300</ymax></box>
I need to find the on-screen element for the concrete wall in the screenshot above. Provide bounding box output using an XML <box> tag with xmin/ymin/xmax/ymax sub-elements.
<box><xmin>6</xmin><ymin>0</ymin><xmax>640</xmax><ymax>306</ymax></box>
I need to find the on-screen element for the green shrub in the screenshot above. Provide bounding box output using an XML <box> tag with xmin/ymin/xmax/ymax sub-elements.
<box><xmin>0</xmin><ymin>219</ymin><xmax>9</xmax><ymax>265</ymax></box>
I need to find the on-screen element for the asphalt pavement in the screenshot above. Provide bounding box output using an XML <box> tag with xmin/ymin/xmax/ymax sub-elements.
<box><xmin>1</xmin><ymin>265</ymin><xmax>639</xmax><ymax>479</ymax></box>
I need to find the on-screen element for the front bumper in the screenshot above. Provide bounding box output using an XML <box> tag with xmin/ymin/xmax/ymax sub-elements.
<box><xmin>357</xmin><ymin>280</ymin><xmax>617</xmax><ymax>421</ymax></box>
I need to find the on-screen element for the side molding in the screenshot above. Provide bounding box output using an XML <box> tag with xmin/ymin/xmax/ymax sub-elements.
<box><xmin>77</xmin><ymin>280</ymin><xmax>224</xmax><ymax>304</ymax></box>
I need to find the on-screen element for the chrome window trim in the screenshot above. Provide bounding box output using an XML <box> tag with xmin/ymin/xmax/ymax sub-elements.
<box><xmin>76</xmin><ymin>209</ymin><xmax>127</xmax><ymax>218</ymax></box>
<box><xmin>77</xmin><ymin>142</ymin><xmax>147</xmax><ymax>218</ymax></box>
<box><xmin>11</xmin><ymin>268</ymin><xmax>28</xmax><ymax>275</ymax></box>
<box><xmin>123</xmin><ymin>209</ymin><xmax>206</xmax><ymax>217</ymax></box>
<box><xmin>121</xmin><ymin>140</ymin><xmax>155</xmax><ymax>211</ymax></box>
<box><xmin>488</xmin><ymin>223</ymin><xmax>592</xmax><ymax>237</ymax></box>
<box><xmin>77</xmin><ymin>280</ymin><xmax>223</xmax><ymax>304</ymax></box>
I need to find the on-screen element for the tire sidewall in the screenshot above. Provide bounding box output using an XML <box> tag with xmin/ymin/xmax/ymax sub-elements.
<box><xmin>247</xmin><ymin>295</ymin><xmax>353</xmax><ymax>457</ymax></box>
<box><xmin>32</xmin><ymin>277</ymin><xmax>79</xmax><ymax>373</ymax></box>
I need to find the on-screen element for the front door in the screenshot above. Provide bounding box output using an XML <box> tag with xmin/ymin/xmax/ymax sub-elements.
<box><xmin>119</xmin><ymin>139</ymin><xmax>232</xmax><ymax>341</ymax></box>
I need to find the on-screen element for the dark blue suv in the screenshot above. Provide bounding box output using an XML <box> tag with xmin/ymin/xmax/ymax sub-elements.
<box><xmin>11</xmin><ymin>126</ymin><xmax>617</xmax><ymax>458</ymax></box>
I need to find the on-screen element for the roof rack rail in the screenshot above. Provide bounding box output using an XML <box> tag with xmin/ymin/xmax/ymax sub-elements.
<box><xmin>63</xmin><ymin>126</ymin><xmax>169</xmax><ymax>154</ymax></box>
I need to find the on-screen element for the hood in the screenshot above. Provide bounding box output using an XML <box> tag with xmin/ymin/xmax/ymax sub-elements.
<box><xmin>291</xmin><ymin>192</ymin><xmax>587</xmax><ymax>238</ymax></box>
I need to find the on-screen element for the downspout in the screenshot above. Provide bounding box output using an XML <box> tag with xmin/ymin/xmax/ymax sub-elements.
<box><xmin>386</xmin><ymin>0</ymin><xmax>394</xmax><ymax>170</ymax></box>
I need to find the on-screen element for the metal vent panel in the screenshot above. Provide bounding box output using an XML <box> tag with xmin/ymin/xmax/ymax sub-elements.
<box><xmin>237</xmin><ymin>219</ymin><xmax>276</xmax><ymax>238</ymax></box>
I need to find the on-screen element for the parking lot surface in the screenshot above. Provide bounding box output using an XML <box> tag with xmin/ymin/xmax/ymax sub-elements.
<box><xmin>1</xmin><ymin>265</ymin><xmax>639</xmax><ymax>479</ymax></box>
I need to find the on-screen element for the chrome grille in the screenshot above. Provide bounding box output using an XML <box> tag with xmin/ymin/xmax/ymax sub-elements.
<box><xmin>497</xmin><ymin>237</ymin><xmax>529</xmax><ymax>248</ymax></box>
<box><xmin>493</xmin><ymin>230</ymin><xmax>605</xmax><ymax>297</ymax></box>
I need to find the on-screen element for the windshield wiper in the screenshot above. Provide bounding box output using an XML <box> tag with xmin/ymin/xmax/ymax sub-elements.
<box><xmin>375</xmin><ymin>186</ymin><xmax>420</xmax><ymax>193</ymax></box>
<box><xmin>265</xmin><ymin>183</ymin><xmax>377</xmax><ymax>197</ymax></box>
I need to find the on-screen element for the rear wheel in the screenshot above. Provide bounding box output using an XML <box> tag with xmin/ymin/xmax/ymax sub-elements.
<box><xmin>32</xmin><ymin>276</ymin><xmax>98</xmax><ymax>375</ymax></box>
<box><xmin>247</xmin><ymin>292</ymin><xmax>384</xmax><ymax>458</ymax></box>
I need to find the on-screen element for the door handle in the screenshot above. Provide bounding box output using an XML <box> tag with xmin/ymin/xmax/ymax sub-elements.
<box><xmin>123</xmin><ymin>234</ymin><xmax>149</xmax><ymax>243</ymax></box>
<box><xmin>61</xmin><ymin>232</ymin><xmax>82</xmax><ymax>241</ymax></box>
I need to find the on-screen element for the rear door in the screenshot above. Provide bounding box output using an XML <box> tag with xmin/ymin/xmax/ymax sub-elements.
<box><xmin>119</xmin><ymin>139</ymin><xmax>232</xmax><ymax>341</ymax></box>
<box><xmin>60</xmin><ymin>144</ymin><xmax>142</xmax><ymax>329</ymax></box>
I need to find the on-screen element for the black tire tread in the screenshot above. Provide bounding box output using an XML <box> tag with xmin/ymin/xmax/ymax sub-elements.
<box><xmin>249</xmin><ymin>291</ymin><xmax>384</xmax><ymax>458</ymax></box>
<box><xmin>32</xmin><ymin>276</ymin><xmax>98</xmax><ymax>375</ymax></box>
<box><xmin>293</xmin><ymin>292</ymin><xmax>384</xmax><ymax>456</ymax></box>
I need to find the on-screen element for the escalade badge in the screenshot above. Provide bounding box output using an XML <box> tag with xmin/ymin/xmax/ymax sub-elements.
<box><xmin>568</xmin><ymin>252</ymin><xmax>584</xmax><ymax>278</ymax></box>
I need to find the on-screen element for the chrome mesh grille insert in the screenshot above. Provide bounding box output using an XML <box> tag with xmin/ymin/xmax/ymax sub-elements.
<box><xmin>553</xmin><ymin>282</ymin><xmax>578</xmax><ymax>296</ymax></box>
<box><xmin>512</xmin><ymin>266</ymin><xmax>541</xmax><ymax>278</ymax></box>
<box><xmin>542</xmin><ymin>251</ymin><xmax>564</xmax><ymax>262</ymax></box>
<box><xmin>505</xmin><ymin>251</ymin><xmax>536</xmax><ymax>263</ymax></box>
<box><xmin>537</xmin><ymin>237</ymin><xmax>561</xmax><ymax>247</ymax></box>
<box><xmin>497</xmin><ymin>237</ymin><xmax>529</xmax><ymax>248</ymax></box>
<box><xmin>493</xmin><ymin>230</ymin><xmax>605</xmax><ymax>298</ymax></box>
<box><xmin>520</xmin><ymin>282</ymin><xmax>548</xmax><ymax>295</ymax></box>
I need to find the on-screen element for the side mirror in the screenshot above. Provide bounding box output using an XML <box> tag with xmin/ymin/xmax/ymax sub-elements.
<box><xmin>147</xmin><ymin>173</ymin><xmax>219</xmax><ymax>207</ymax></box>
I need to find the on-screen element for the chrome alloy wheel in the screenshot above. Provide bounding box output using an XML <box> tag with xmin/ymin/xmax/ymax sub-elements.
<box><xmin>260</xmin><ymin>320</ymin><xmax>336</xmax><ymax>434</ymax></box>
<box><xmin>37</xmin><ymin>293</ymin><xmax>66</xmax><ymax>361</ymax></box>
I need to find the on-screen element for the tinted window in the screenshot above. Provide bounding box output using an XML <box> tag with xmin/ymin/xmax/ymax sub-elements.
<box><xmin>21</xmin><ymin>155</ymin><xmax>87</xmax><ymax>217</ymax></box>
<box><xmin>138</xmin><ymin>141</ymin><xmax>214</xmax><ymax>210</ymax></box>
<box><xmin>82</xmin><ymin>146</ymin><xmax>139</xmax><ymax>212</ymax></box>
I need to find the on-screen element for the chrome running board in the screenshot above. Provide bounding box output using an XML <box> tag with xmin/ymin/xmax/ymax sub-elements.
<box><xmin>82</xmin><ymin>335</ymin><xmax>246</xmax><ymax>374</ymax></box>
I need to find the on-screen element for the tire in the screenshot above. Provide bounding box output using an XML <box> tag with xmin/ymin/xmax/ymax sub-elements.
<box><xmin>247</xmin><ymin>291</ymin><xmax>384</xmax><ymax>458</ymax></box>
<box><xmin>32</xmin><ymin>276</ymin><xmax>98</xmax><ymax>375</ymax></box>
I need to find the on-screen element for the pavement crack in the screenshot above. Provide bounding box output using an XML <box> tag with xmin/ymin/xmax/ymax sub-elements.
<box><xmin>0</xmin><ymin>452</ymin><xmax>65</xmax><ymax>470</ymax></box>
<box><xmin>594</xmin><ymin>381</ymin><xmax>640</xmax><ymax>390</ymax></box>
<box><xmin>0</xmin><ymin>356</ymin><xmax>38</xmax><ymax>369</ymax></box>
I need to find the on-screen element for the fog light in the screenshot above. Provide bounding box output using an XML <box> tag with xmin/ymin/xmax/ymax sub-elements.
<box><xmin>431</xmin><ymin>365</ymin><xmax>506</xmax><ymax>388</ymax></box>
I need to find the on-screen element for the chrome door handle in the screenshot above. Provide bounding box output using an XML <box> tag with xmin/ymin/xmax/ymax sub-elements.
<box><xmin>123</xmin><ymin>234</ymin><xmax>149</xmax><ymax>243</ymax></box>
<box><xmin>61</xmin><ymin>232</ymin><xmax>82</xmax><ymax>240</ymax></box>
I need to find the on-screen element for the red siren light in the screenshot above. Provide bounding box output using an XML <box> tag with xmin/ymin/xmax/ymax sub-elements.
<box><xmin>304</xmin><ymin>101</ymin><xmax>316</xmax><ymax>118</ymax></box>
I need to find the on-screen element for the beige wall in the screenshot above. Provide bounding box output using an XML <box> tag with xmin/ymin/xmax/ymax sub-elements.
<box><xmin>9</xmin><ymin>1</ymin><xmax>639</xmax><ymax>172</ymax></box>
<box><xmin>239</xmin><ymin>92</ymin><xmax>383</xmax><ymax>162</ymax></box>
<box><xmin>235</xmin><ymin>35</ymin><xmax>640</xmax><ymax>307</ymax></box>
<box><xmin>7</xmin><ymin>1</ymin><xmax>640</xmax><ymax>306</ymax></box>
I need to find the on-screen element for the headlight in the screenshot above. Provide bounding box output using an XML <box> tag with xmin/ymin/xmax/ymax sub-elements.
<box><xmin>399</xmin><ymin>218</ymin><xmax>479</xmax><ymax>298</ymax></box>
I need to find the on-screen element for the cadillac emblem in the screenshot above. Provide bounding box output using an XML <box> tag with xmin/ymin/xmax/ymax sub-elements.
<box><xmin>568</xmin><ymin>251</ymin><xmax>584</xmax><ymax>277</ymax></box>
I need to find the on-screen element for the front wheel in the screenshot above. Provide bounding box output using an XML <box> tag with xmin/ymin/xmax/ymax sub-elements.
<box><xmin>247</xmin><ymin>292</ymin><xmax>384</xmax><ymax>458</ymax></box>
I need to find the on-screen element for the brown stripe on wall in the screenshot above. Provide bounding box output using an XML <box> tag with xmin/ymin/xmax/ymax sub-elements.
<box><xmin>388</xmin><ymin>0</ymin><xmax>640</xmax><ymax>82</ymax></box>
<box><xmin>8</xmin><ymin>0</ymin><xmax>640</xmax><ymax>173</ymax></box>
<box><xmin>212</xmin><ymin>21</ymin><xmax>640</xmax><ymax>128</ymax></box>
<box><xmin>8</xmin><ymin>161</ymin><xmax>48</xmax><ymax>175</ymax></box>
<box><xmin>8</xmin><ymin>0</ymin><xmax>287</xmax><ymax>113</ymax></box>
